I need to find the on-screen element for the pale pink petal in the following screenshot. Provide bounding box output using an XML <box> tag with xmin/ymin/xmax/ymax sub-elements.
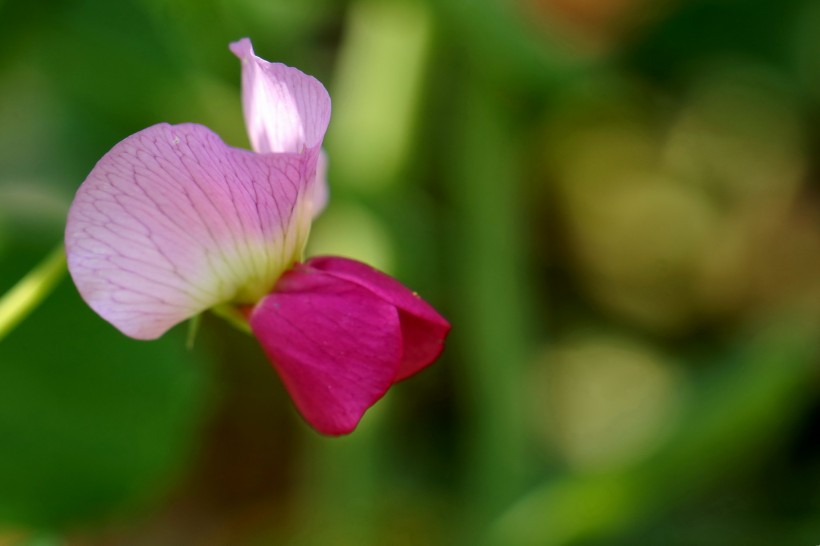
<box><xmin>312</xmin><ymin>150</ymin><xmax>329</xmax><ymax>217</ymax></box>
<box><xmin>250</xmin><ymin>264</ymin><xmax>402</xmax><ymax>435</ymax></box>
<box><xmin>230</xmin><ymin>38</ymin><xmax>331</xmax><ymax>155</ymax></box>
<box><xmin>306</xmin><ymin>256</ymin><xmax>450</xmax><ymax>381</ymax></box>
<box><xmin>66</xmin><ymin>123</ymin><xmax>318</xmax><ymax>339</ymax></box>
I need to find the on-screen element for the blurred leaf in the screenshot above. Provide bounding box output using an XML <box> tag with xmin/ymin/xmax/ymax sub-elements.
<box><xmin>624</xmin><ymin>0</ymin><xmax>804</xmax><ymax>84</ymax></box>
<box><xmin>432</xmin><ymin>0</ymin><xmax>596</xmax><ymax>94</ymax></box>
<box><xmin>486</xmin><ymin>318</ymin><xmax>820</xmax><ymax>546</ymax></box>
<box><xmin>37</xmin><ymin>1</ymin><xmax>180</xmax><ymax>129</ymax></box>
<box><xmin>0</xmin><ymin>244</ymin><xmax>210</xmax><ymax>529</ymax></box>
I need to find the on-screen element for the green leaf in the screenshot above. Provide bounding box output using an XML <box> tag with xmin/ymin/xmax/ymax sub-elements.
<box><xmin>0</xmin><ymin>275</ymin><xmax>211</xmax><ymax>529</ymax></box>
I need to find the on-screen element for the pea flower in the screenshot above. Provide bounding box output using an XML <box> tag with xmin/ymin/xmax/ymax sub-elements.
<box><xmin>64</xmin><ymin>38</ymin><xmax>450</xmax><ymax>436</ymax></box>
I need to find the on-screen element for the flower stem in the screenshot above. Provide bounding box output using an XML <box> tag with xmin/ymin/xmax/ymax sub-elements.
<box><xmin>210</xmin><ymin>304</ymin><xmax>252</xmax><ymax>335</ymax></box>
<box><xmin>0</xmin><ymin>244</ymin><xmax>67</xmax><ymax>342</ymax></box>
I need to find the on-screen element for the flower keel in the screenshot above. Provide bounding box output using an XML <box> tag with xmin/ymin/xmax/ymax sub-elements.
<box><xmin>250</xmin><ymin>263</ymin><xmax>403</xmax><ymax>435</ymax></box>
<box><xmin>249</xmin><ymin>257</ymin><xmax>449</xmax><ymax>434</ymax></box>
<box><xmin>306</xmin><ymin>256</ymin><xmax>451</xmax><ymax>380</ymax></box>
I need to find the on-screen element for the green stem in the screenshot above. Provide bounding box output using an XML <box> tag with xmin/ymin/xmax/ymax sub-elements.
<box><xmin>210</xmin><ymin>304</ymin><xmax>252</xmax><ymax>335</ymax></box>
<box><xmin>450</xmin><ymin>79</ymin><xmax>534</xmax><ymax>528</ymax></box>
<box><xmin>0</xmin><ymin>244</ymin><xmax>67</xmax><ymax>342</ymax></box>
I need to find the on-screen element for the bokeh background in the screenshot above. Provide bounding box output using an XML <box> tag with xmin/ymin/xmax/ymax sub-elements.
<box><xmin>2</xmin><ymin>0</ymin><xmax>820</xmax><ymax>544</ymax></box>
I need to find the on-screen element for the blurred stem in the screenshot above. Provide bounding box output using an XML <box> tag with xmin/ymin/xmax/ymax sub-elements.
<box><xmin>450</xmin><ymin>79</ymin><xmax>534</xmax><ymax>528</ymax></box>
<box><xmin>210</xmin><ymin>304</ymin><xmax>252</xmax><ymax>335</ymax></box>
<box><xmin>327</xmin><ymin>0</ymin><xmax>431</xmax><ymax>192</ymax></box>
<box><xmin>0</xmin><ymin>244</ymin><xmax>66</xmax><ymax>342</ymax></box>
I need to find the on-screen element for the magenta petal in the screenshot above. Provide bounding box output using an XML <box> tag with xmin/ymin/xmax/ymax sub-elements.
<box><xmin>305</xmin><ymin>256</ymin><xmax>450</xmax><ymax>381</ymax></box>
<box><xmin>250</xmin><ymin>265</ymin><xmax>402</xmax><ymax>435</ymax></box>
<box><xmin>65</xmin><ymin>123</ymin><xmax>317</xmax><ymax>339</ymax></box>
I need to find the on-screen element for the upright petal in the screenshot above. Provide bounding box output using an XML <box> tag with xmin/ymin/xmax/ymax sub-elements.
<box><xmin>66</xmin><ymin>123</ymin><xmax>318</xmax><ymax>339</ymax></box>
<box><xmin>230</xmin><ymin>38</ymin><xmax>331</xmax><ymax>156</ymax></box>
<box><xmin>306</xmin><ymin>256</ymin><xmax>451</xmax><ymax>381</ymax></box>
<box><xmin>250</xmin><ymin>264</ymin><xmax>402</xmax><ymax>435</ymax></box>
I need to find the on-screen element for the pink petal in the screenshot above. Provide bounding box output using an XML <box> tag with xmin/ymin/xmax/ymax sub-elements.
<box><xmin>312</xmin><ymin>150</ymin><xmax>329</xmax><ymax>217</ymax></box>
<box><xmin>230</xmin><ymin>38</ymin><xmax>331</xmax><ymax>156</ymax></box>
<box><xmin>66</xmin><ymin>123</ymin><xmax>318</xmax><ymax>339</ymax></box>
<box><xmin>249</xmin><ymin>265</ymin><xmax>402</xmax><ymax>435</ymax></box>
<box><xmin>305</xmin><ymin>256</ymin><xmax>450</xmax><ymax>381</ymax></box>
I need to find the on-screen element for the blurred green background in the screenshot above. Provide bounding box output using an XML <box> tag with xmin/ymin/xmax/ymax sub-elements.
<box><xmin>2</xmin><ymin>0</ymin><xmax>820</xmax><ymax>544</ymax></box>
